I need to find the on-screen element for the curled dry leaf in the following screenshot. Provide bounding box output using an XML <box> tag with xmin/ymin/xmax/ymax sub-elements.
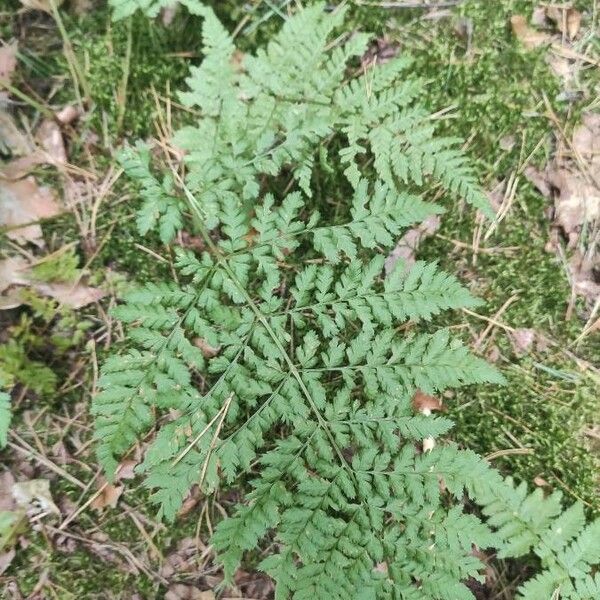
<box><xmin>510</xmin><ymin>15</ymin><xmax>550</xmax><ymax>50</ymax></box>
<box><xmin>0</xmin><ymin>177</ymin><xmax>61</xmax><ymax>246</ymax></box>
<box><xmin>90</xmin><ymin>480</ymin><xmax>124</xmax><ymax>510</ymax></box>
<box><xmin>0</xmin><ymin>42</ymin><xmax>18</xmax><ymax>82</ymax></box>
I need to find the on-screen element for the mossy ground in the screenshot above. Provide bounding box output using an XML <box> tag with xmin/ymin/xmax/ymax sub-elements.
<box><xmin>1</xmin><ymin>0</ymin><xmax>598</xmax><ymax>597</ymax></box>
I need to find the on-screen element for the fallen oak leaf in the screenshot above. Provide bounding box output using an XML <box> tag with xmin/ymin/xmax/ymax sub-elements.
<box><xmin>0</xmin><ymin>177</ymin><xmax>61</xmax><ymax>246</ymax></box>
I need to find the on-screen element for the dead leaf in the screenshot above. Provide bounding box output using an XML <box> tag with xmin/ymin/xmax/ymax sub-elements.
<box><xmin>0</xmin><ymin>473</ymin><xmax>17</xmax><ymax>512</ymax></box>
<box><xmin>0</xmin><ymin>111</ymin><xmax>33</xmax><ymax>156</ymax></box>
<box><xmin>510</xmin><ymin>15</ymin><xmax>551</xmax><ymax>50</ymax></box>
<box><xmin>177</xmin><ymin>485</ymin><xmax>202</xmax><ymax>517</ymax></box>
<box><xmin>412</xmin><ymin>390</ymin><xmax>443</xmax><ymax>415</ymax></box>
<box><xmin>35</xmin><ymin>119</ymin><xmax>67</xmax><ymax>165</ymax></box>
<box><xmin>56</xmin><ymin>105</ymin><xmax>81</xmax><ymax>125</ymax></box>
<box><xmin>115</xmin><ymin>459</ymin><xmax>137</xmax><ymax>481</ymax></box>
<box><xmin>19</xmin><ymin>0</ymin><xmax>65</xmax><ymax>13</ymax></box>
<box><xmin>569</xmin><ymin>250</ymin><xmax>600</xmax><ymax>308</ymax></box>
<box><xmin>546</xmin><ymin>7</ymin><xmax>581</xmax><ymax>39</ymax></box>
<box><xmin>90</xmin><ymin>480</ymin><xmax>123</xmax><ymax>510</ymax></box>
<box><xmin>0</xmin><ymin>256</ymin><xmax>105</xmax><ymax>310</ymax></box>
<box><xmin>533</xmin><ymin>476</ymin><xmax>550</xmax><ymax>487</ymax></box>
<box><xmin>0</xmin><ymin>257</ymin><xmax>30</xmax><ymax>294</ymax></box>
<box><xmin>546</xmin><ymin>169</ymin><xmax>600</xmax><ymax>245</ymax></box>
<box><xmin>165</xmin><ymin>584</ymin><xmax>213</xmax><ymax>600</ymax></box>
<box><xmin>12</xmin><ymin>479</ymin><xmax>60</xmax><ymax>516</ymax></box>
<box><xmin>160</xmin><ymin>537</ymin><xmax>198</xmax><ymax>578</ymax></box>
<box><xmin>385</xmin><ymin>215</ymin><xmax>441</xmax><ymax>274</ymax></box>
<box><xmin>0</xmin><ymin>151</ymin><xmax>47</xmax><ymax>180</ymax></box>
<box><xmin>509</xmin><ymin>328</ymin><xmax>536</xmax><ymax>356</ymax></box>
<box><xmin>361</xmin><ymin>38</ymin><xmax>400</xmax><ymax>67</ymax></box>
<box><xmin>0</xmin><ymin>177</ymin><xmax>61</xmax><ymax>246</ymax></box>
<box><xmin>0</xmin><ymin>548</ymin><xmax>16</xmax><ymax>574</ymax></box>
<box><xmin>233</xmin><ymin>569</ymin><xmax>275</xmax><ymax>599</ymax></box>
<box><xmin>0</xmin><ymin>42</ymin><xmax>18</xmax><ymax>83</ymax></box>
<box><xmin>33</xmin><ymin>281</ymin><xmax>105</xmax><ymax>309</ymax></box>
<box><xmin>572</xmin><ymin>113</ymin><xmax>600</xmax><ymax>162</ymax></box>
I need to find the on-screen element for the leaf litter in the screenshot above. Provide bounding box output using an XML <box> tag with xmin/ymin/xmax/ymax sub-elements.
<box><xmin>525</xmin><ymin>112</ymin><xmax>600</xmax><ymax>314</ymax></box>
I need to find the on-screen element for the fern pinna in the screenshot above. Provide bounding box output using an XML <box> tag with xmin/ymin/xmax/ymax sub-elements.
<box><xmin>95</xmin><ymin>4</ymin><xmax>600</xmax><ymax>598</ymax></box>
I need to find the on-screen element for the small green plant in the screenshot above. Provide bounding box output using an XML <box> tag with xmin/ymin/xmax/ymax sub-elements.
<box><xmin>94</xmin><ymin>4</ymin><xmax>600</xmax><ymax>598</ymax></box>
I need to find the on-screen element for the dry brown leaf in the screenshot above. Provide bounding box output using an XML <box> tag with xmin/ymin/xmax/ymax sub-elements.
<box><xmin>35</xmin><ymin>119</ymin><xmax>67</xmax><ymax>165</ymax></box>
<box><xmin>0</xmin><ymin>257</ymin><xmax>30</xmax><ymax>294</ymax></box>
<box><xmin>509</xmin><ymin>328</ymin><xmax>536</xmax><ymax>356</ymax></box>
<box><xmin>510</xmin><ymin>15</ymin><xmax>551</xmax><ymax>49</ymax></box>
<box><xmin>0</xmin><ymin>548</ymin><xmax>16</xmax><ymax>575</ymax></box>
<box><xmin>90</xmin><ymin>480</ymin><xmax>124</xmax><ymax>510</ymax></box>
<box><xmin>56</xmin><ymin>105</ymin><xmax>81</xmax><ymax>125</ymax></box>
<box><xmin>546</xmin><ymin>6</ymin><xmax>581</xmax><ymax>39</ymax></box>
<box><xmin>361</xmin><ymin>38</ymin><xmax>400</xmax><ymax>68</ymax></box>
<box><xmin>0</xmin><ymin>111</ymin><xmax>33</xmax><ymax>156</ymax></box>
<box><xmin>412</xmin><ymin>390</ymin><xmax>443</xmax><ymax>414</ymax></box>
<box><xmin>33</xmin><ymin>281</ymin><xmax>105</xmax><ymax>309</ymax></box>
<box><xmin>0</xmin><ymin>42</ymin><xmax>18</xmax><ymax>83</ymax></box>
<box><xmin>533</xmin><ymin>476</ymin><xmax>550</xmax><ymax>487</ymax></box>
<box><xmin>0</xmin><ymin>151</ymin><xmax>47</xmax><ymax>180</ymax></box>
<box><xmin>165</xmin><ymin>584</ymin><xmax>213</xmax><ymax>600</ymax></box>
<box><xmin>160</xmin><ymin>537</ymin><xmax>198</xmax><ymax>578</ymax></box>
<box><xmin>0</xmin><ymin>177</ymin><xmax>61</xmax><ymax>246</ymax></box>
<box><xmin>548</xmin><ymin>170</ymin><xmax>599</xmax><ymax>244</ymax></box>
<box><xmin>569</xmin><ymin>250</ymin><xmax>600</xmax><ymax>307</ymax></box>
<box><xmin>385</xmin><ymin>215</ymin><xmax>441</xmax><ymax>274</ymax></box>
<box><xmin>115</xmin><ymin>459</ymin><xmax>137</xmax><ymax>481</ymax></box>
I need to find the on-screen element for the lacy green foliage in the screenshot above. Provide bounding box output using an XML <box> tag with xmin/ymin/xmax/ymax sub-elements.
<box><xmin>119</xmin><ymin>3</ymin><xmax>491</xmax><ymax>243</ymax></box>
<box><xmin>110</xmin><ymin>0</ymin><xmax>205</xmax><ymax>21</ymax></box>
<box><xmin>94</xmin><ymin>4</ymin><xmax>600</xmax><ymax>599</ymax></box>
<box><xmin>474</xmin><ymin>477</ymin><xmax>600</xmax><ymax>599</ymax></box>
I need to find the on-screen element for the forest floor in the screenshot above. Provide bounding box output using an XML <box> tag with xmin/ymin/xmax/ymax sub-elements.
<box><xmin>0</xmin><ymin>0</ymin><xmax>598</xmax><ymax>598</ymax></box>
